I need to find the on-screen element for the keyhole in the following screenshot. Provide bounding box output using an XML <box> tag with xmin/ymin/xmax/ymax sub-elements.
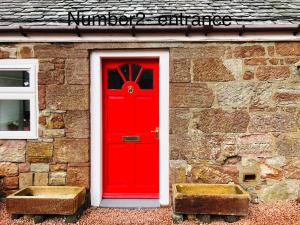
<box><xmin>128</xmin><ymin>85</ymin><xmax>134</xmax><ymax>94</ymax></box>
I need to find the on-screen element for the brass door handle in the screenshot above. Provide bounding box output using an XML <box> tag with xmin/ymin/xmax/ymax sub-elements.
<box><xmin>150</xmin><ymin>127</ymin><xmax>159</xmax><ymax>138</ymax></box>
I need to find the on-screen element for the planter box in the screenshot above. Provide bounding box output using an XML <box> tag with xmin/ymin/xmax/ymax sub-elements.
<box><xmin>173</xmin><ymin>183</ymin><xmax>249</xmax><ymax>216</ymax></box>
<box><xmin>6</xmin><ymin>186</ymin><xmax>86</xmax><ymax>215</ymax></box>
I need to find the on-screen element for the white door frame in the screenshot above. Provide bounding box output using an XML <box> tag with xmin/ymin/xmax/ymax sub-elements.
<box><xmin>90</xmin><ymin>50</ymin><xmax>170</xmax><ymax>206</ymax></box>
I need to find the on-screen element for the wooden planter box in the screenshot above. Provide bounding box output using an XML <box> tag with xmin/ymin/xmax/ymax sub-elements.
<box><xmin>173</xmin><ymin>183</ymin><xmax>250</xmax><ymax>216</ymax></box>
<box><xmin>6</xmin><ymin>186</ymin><xmax>86</xmax><ymax>215</ymax></box>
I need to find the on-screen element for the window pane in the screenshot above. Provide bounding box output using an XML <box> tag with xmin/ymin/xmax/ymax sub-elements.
<box><xmin>108</xmin><ymin>69</ymin><xmax>124</xmax><ymax>89</ymax></box>
<box><xmin>0</xmin><ymin>71</ymin><xmax>30</xmax><ymax>87</ymax></box>
<box><xmin>137</xmin><ymin>69</ymin><xmax>153</xmax><ymax>89</ymax></box>
<box><xmin>132</xmin><ymin>64</ymin><xmax>142</xmax><ymax>81</ymax></box>
<box><xmin>119</xmin><ymin>64</ymin><xmax>129</xmax><ymax>81</ymax></box>
<box><xmin>0</xmin><ymin>100</ymin><xmax>30</xmax><ymax>131</ymax></box>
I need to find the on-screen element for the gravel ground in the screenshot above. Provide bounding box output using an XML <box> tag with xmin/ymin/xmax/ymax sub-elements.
<box><xmin>0</xmin><ymin>200</ymin><xmax>299</xmax><ymax>225</ymax></box>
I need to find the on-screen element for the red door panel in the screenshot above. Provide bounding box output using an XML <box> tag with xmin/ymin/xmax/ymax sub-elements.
<box><xmin>102</xmin><ymin>58</ymin><xmax>159</xmax><ymax>198</ymax></box>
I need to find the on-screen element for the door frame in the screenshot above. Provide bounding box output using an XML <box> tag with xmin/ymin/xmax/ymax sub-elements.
<box><xmin>90</xmin><ymin>50</ymin><xmax>170</xmax><ymax>207</ymax></box>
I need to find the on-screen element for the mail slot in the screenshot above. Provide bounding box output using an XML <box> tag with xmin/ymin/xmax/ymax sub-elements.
<box><xmin>122</xmin><ymin>136</ymin><xmax>140</xmax><ymax>142</ymax></box>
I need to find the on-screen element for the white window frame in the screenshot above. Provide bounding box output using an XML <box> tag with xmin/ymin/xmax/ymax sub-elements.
<box><xmin>0</xmin><ymin>59</ymin><xmax>38</xmax><ymax>139</ymax></box>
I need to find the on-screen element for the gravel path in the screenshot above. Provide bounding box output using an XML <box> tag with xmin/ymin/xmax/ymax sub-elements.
<box><xmin>0</xmin><ymin>200</ymin><xmax>299</xmax><ymax>225</ymax></box>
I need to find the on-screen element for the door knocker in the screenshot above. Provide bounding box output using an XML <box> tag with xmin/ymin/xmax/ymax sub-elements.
<box><xmin>128</xmin><ymin>85</ymin><xmax>134</xmax><ymax>94</ymax></box>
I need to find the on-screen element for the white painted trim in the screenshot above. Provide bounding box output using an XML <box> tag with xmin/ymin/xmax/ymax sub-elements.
<box><xmin>0</xmin><ymin>32</ymin><xmax>299</xmax><ymax>42</ymax></box>
<box><xmin>90</xmin><ymin>50</ymin><xmax>170</xmax><ymax>207</ymax></box>
<box><xmin>0</xmin><ymin>59</ymin><xmax>38</xmax><ymax>139</ymax></box>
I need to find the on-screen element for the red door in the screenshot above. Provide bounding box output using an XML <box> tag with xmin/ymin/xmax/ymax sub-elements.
<box><xmin>102</xmin><ymin>58</ymin><xmax>159</xmax><ymax>198</ymax></box>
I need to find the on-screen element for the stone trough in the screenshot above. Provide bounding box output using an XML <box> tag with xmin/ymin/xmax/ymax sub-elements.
<box><xmin>172</xmin><ymin>183</ymin><xmax>250</xmax><ymax>223</ymax></box>
<box><xmin>6</xmin><ymin>186</ymin><xmax>86</xmax><ymax>223</ymax></box>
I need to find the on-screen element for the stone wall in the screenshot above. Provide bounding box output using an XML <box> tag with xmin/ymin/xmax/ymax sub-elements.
<box><xmin>0</xmin><ymin>42</ymin><xmax>299</xmax><ymax>202</ymax></box>
<box><xmin>169</xmin><ymin>42</ymin><xmax>300</xmax><ymax>202</ymax></box>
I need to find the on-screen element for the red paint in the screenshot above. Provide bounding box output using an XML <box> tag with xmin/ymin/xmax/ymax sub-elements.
<box><xmin>102</xmin><ymin>58</ymin><xmax>159</xmax><ymax>198</ymax></box>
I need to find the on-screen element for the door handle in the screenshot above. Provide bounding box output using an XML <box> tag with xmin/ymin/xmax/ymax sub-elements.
<box><xmin>150</xmin><ymin>127</ymin><xmax>159</xmax><ymax>139</ymax></box>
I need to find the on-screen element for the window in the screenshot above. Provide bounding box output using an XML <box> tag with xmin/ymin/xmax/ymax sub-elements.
<box><xmin>107</xmin><ymin>63</ymin><xmax>153</xmax><ymax>90</ymax></box>
<box><xmin>0</xmin><ymin>59</ymin><xmax>38</xmax><ymax>139</ymax></box>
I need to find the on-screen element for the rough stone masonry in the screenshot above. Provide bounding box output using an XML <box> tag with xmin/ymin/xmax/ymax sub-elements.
<box><xmin>0</xmin><ymin>42</ymin><xmax>299</xmax><ymax>203</ymax></box>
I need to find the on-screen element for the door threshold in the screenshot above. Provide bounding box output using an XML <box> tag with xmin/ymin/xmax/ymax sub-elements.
<box><xmin>99</xmin><ymin>199</ymin><xmax>160</xmax><ymax>208</ymax></box>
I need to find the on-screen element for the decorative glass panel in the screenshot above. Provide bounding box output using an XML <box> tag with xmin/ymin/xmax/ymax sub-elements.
<box><xmin>0</xmin><ymin>100</ymin><xmax>30</xmax><ymax>131</ymax></box>
<box><xmin>132</xmin><ymin>64</ymin><xmax>142</xmax><ymax>82</ymax></box>
<box><xmin>119</xmin><ymin>64</ymin><xmax>130</xmax><ymax>81</ymax></box>
<box><xmin>0</xmin><ymin>71</ymin><xmax>30</xmax><ymax>87</ymax></box>
<box><xmin>108</xmin><ymin>69</ymin><xmax>124</xmax><ymax>89</ymax></box>
<box><xmin>137</xmin><ymin>69</ymin><xmax>153</xmax><ymax>89</ymax></box>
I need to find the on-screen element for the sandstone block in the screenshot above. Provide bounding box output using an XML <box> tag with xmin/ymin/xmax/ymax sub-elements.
<box><xmin>19</xmin><ymin>173</ymin><xmax>33</xmax><ymax>188</ymax></box>
<box><xmin>170</xmin><ymin>45</ymin><xmax>226</xmax><ymax>59</ymax></box>
<box><xmin>47</xmin><ymin>114</ymin><xmax>65</xmax><ymax>129</ymax></box>
<box><xmin>249</xmin><ymin>111</ymin><xmax>297</xmax><ymax>132</ymax></box>
<box><xmin>260</xmin><ymin>163</ymin><xmax>283</xmax><ymax>180</ymax></box>
<box><xmin>170</xmin><ymin>108</ymin><xmax>190</xmax><ymax>134</ymax></box>
<box><xmin>273</xmin><ymin>85</ymin><xmax>300</xmax><ymax>106</ymax></box>
<box><xmin>244</xmin><ymin>58</ymin><xmax>267</xmax><ymax>65</ymax></box>
<box><xmin>0</xmin><ymin>140</ymin><xmax>26</xmax><ymax>162</ymax></box>
<box><xmin>170</xmin><ymin>83</ymin><xmax>214</xmax><ymax>108</ymax></box>
<box><xmin>267</xmin><ymin>46</ymin><xmax>275</xmax><ymax>57</ymax></box>
<box><xmin>0</xmin><ymin>49</ymin><xmax>10</xmax><ymax>58</ymax></box>
<box><xmin>170</xmin><ymin>160</ymin><xmax>188</xmax><ymax>185</ymax></box>
<box><xmin>17</xmin><ymin>46</ymin><xmax>33</xmax><ymax>58</ymax></box>
<box><xmin>259</xmin><ymin>180</ymin><xmax>299</xmax><ymax>202</ymax></box>
<box><xmin>44</xmin><ymin>129</ymin><xmax>65</xmax><ymax>138</ymax></box>
<box><xmin>34</xmin><ymin>43</ymin><xmax>73</xmax><ymax>59</ymax></box>
<box><xmin>237</xmin><ymin>134</ymin><xmax>273</xmax><ymax>157</ymax></box>
<box><xmin>38</xmin><ymin>85</ymin><xmax>46</xmax><ymax>110</ymax></box>
<box><xmin>46</xmin><ymin>85</ymin><xmax>89</xmax><ymax>110</ymax></box>
<box><xmin>193</xmin><ymin>109</ymin><xmax>250</xmax><ymax>133</ymax></box>
<box><xmin>18</xmin><ymin>163</ymin><xmax>30</xmax><ymax>173</ymax></box>
<box><xmin>216</xmin><ymin>82</ymin><xmax>255</xmax><ymax>108</ymax></box>
<box><xmin>0</xmin><ymin>163</ymin><xmax>18</xmax><ymax>176</ymax></box>
<box><xmin>67</xmin><ymin>166</ymin><xmax>89</xmax><ymax>188</ymax></box>
<box><xmin>265</xmin><ymin>156</ymin><xmax>286</xmax><ymax>167</ymax></box>
<box><xmin>250</xmin><ymin>83</ymin><xmax>273</xmax><ymax>109</ymax></box>
<box><xmin>170</xmin><ymin>59</ymin><xmax>191</xmax><ymax>82</ymax></box>
<box><xmin>4</xmin><ymin>176</ymin><xmax>18</xmax><ymax>189</ymax></box>
<box><xmin>30</xmin><ymin>163</ymin><xmax>49</xmax><ymax>172</ymax></box>
<box><xmin>243</xmin><ymin>71</ymin><xmax>254</xmax><ymax>80</ymax></box>
<box><xmin>216</xmin><ymin>139</ymin><xmax>238</xmax><ymax>164</ymax></box>
<box><xmin>27</xmin><ymin>142</ymin><xmax>53</xmax><ymax>163</ymax></box>
<box><xmin>255</xmin><ymin>66</ymin><xmax>290</xmax><ymax>80</ymax></box>
<box><xmin>283</xmin><ymin>159</ymin><xmax>300</xmax><ymax>179</ymax></box>
<box><xmin>276</xmin><ymin>134</ymin><xmax>300</xmax><ymax>157</ymax></box>
<box><xmin>191</xmin><ymin>163</ymin><xmax>233</xmax><ymax>184</ymax></box>
<box><xmin>39</xmin><ymin>116</ymin><xmax>47</xmax><ymax>126</ymax></box>
<box><xmin>275</xmin><ymin>42</ymin><xmax>300</xmax><ymax>56</ymax></box>
<box><xmin>233</xmin><ymin>45</ymin><xmax>265</xmax><ymax>58</ymax></box>
<box><xmin>49</xmin><ymin>172</ymin><xmax>66</xmax><ymax>185</ymax></box>
<box><xmin>34</xmin><ymin>173</ymin><xmax>48</xmax><ymax>186</ymax></box>
<box><xmin>65</xmin><ymin>110</ymin><xmax>89</xmax><ymax>138</ymax></box>
<box><xmin>65</xmin><ymin>58</ymin><xmax>89</xmax><ymax>84</ymax></box>
<box><xmin>54</xmin><ymin>139</ymin><xmax>89</xmax><ymax>163</ymax></box>
<box><xmin>170</xmin><ymin>134</ymin><xmax>221</xmax><ymax>161</ymax></box>
<box><xmin>38</xmin><ymin>59</ymin><xmax>65</xmax><ymax>85</ymax></box>
<box><xmin>192</xmin><ymin>58</ymin><xmax>234</xmax><ymax>82</ymax></box>
<box><xmin>50</xmin><ymin>164</ymin><xmax>67</xmax><ymax>171</ymax></box>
